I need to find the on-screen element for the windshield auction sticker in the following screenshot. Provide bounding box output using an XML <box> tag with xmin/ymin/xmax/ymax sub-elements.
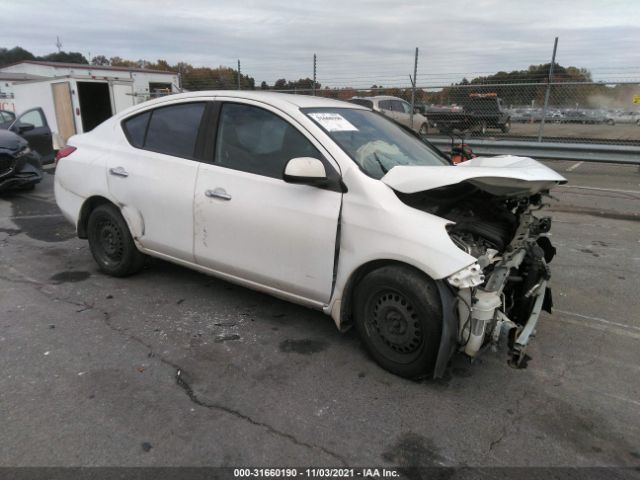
<box><xmin>309</xmin><ymin>112</ymin><xmax>359</xmax><ymax>132</ymax></box>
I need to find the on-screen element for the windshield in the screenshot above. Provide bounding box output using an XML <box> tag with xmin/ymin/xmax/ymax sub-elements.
<box><xmin>303</xmin><ymin>107</ymin><xmax>448</xmax><ymax>179</ymax></box>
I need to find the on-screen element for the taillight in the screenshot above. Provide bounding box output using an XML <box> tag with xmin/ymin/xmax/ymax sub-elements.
<box><xmin>54</xmin><ymin>146</ymin><xmax>77</xmax><ymax>165</ymax></box>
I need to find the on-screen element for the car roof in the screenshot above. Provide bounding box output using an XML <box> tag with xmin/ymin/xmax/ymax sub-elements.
<box><xmin>135</xmin><ymin>91</ymin><xmax>366</xmax><ymax>111</ymax></box>
<box><xmin>350</xmin><ymin>95</ymin><xmax>406</xmax><ymax>101</ymax></box>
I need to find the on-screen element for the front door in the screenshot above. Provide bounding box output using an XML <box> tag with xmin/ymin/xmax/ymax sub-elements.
<box><xmin>11</xmin><ymin>108</ymin><xmax>54</xmax><ymax>163</ymax></box>
<box><xmin>194</xmin><ymin>101</ymin><xmax>342</xmax><ymax>303</ymax></box>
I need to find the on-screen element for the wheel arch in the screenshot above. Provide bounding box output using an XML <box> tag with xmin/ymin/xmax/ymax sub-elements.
<box><xmin>332</xmin><ymin>258</ymin><xmax>438</xmax><ymax>330</ymax></box>
<box><xmin>331</xmin><ymin>258</ymin><xmax>457</xmax><ymax>379</ymax></box>
<box><xmin>77</xmin><ymin>196</ymin><xmax>113</xmax><ymax>239</ymax></box>
<box><xmin>77</xmin><ymin>195</ymin><xmax>144</xmax><ymax>241</ymax></box>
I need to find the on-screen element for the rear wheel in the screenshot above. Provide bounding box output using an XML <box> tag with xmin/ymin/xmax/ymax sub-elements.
<box><xmin>353</xmin><ymin>265</ymin><xmax>442</xmax><ymax>378</ymax></box>
<box><xmin>87</xmin><ymin>203</ymin><xmax>145</xmax><ymax>277</ymax></box>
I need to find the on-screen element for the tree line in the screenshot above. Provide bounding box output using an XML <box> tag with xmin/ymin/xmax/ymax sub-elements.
<box><xmin>0</xmin><ymin>46</ymin><xmax>321</xmax><ymax>92</ymax></box>
<box><xmin>2</xmin><ymin>46</ymin><xmax>629</xmax><ymax>108</ymax></box>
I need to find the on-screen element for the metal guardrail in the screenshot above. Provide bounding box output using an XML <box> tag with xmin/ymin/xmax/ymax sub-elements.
<box><xmin>427</xmin><ymin>138</ymin><xmax>640</xmax><ymax>165</ymax></box>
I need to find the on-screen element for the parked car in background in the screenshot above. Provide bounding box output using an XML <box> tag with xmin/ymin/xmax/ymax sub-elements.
<box><xmin>558</xmin><ymin>110</ymin><xmax>609</xmax><ymax>125</ymax></box>
<box><xmin>55</xmin><ymin>91</ymin><xmax>566</xmax><ymax>379</ymax></box>
<box><xmin>613</xmin><ymin>111</ymin><xmax>640</xmax><ymax>125</ymax></box>
<box><xmin>348</xmin><ymin>96</ymin><xmax>430</xmax><ymax>135</ymax></box>
<box><xmin>0</xmin><ymin>108</ymin><xmax>55</xmax><ymax>164</ymax></box>
<box><xmin>0</xmin><ymin>109</ymin><xmax>16</xmax><ymax>126</ymax></box>
<box><xmin>0</xmin><ymin>127</ymin><xmax>43</xmax><ymax>192</ymax></box>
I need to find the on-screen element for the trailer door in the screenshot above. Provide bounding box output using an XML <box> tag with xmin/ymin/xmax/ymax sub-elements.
<box><xmin>51</xmin><ymin>82</ymin><xmax>76</xmax><ymax>143</ymax></box>
<box><xmin>111</xmin><ymin>82</ymin><xmax>134</xmax><ymax>113</ymax></box>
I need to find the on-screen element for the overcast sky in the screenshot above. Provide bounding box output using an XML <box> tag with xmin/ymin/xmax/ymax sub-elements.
<box><xmin>2</xmin><ymin>0</ymin><xmax>639</xmax><ymax>87</ymax></box>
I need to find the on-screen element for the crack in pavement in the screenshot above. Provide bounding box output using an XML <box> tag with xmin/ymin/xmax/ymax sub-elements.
<box><xmin>174</xmin><ymin>368</ymin><xmax>349</xmax><ymax>466</ymax></box>
<box><xmin>1</xmin><ymin>263</ymin><xmax>349</xmax><ymax>465</ymax></box>
<box><xmin>488</xmin><ymin>389</ymin><xmax>531</xmax><ymax>452</ymax></box>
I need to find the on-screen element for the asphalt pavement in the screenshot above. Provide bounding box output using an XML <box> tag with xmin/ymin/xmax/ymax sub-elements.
<box><xmin>0</xmin><ymin>162</ymin><xmax>639</xmax><ymax>468</ymax></box>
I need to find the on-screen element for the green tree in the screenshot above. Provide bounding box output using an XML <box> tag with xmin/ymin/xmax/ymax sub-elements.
<box><xmin>91</xmin><ymin>55</ymin><xmax>110</xmax><ymax>66</ymax></box>
<box><xmin>0</xmin><ymin>46</ymin><xmax>35</xmax><ymax>66</ymax></box>
<box><xmin>40</xmin><ymin>51</ymin><xmax>88</xmax><ymax>64</ymax></box>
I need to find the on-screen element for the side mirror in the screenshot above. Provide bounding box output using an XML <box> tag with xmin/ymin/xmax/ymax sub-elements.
<box><xmin>15</xmin><ymin>123</ymin><xmax>35</xmax><ymax>133</ymax></box>
<box><xmin>283</xmin><ymin>157</ymin><xmax>327</xmax><ymax>186</ymax></box>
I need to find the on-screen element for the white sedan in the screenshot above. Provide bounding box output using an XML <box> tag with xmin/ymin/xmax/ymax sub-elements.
<box><xmin>54</xmin><ymin>91</ymin><xmax>566</xmax><ymax>378</ymax></box>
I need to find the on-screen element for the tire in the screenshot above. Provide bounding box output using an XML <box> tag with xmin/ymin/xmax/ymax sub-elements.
<box><xmin>477</xmin><ymin>121</ymin><xmax>487</xmax><ymax>135</ymax></box>
<box><xmin>353</xmin><ymin>265</ymin><xmax>442</xmax><ymax>378</ymax></box>
<box><xmin>418</xmin><ymin>123</ymin><xmax>428</xmax><ymax>136</ymax></box>
<box><xmin>607</xmin><ymin>119</ymin><xmax>615</xmax><ymax>126</ymax></box>
<box><xmin>500</xmin><ymin>120</ymin><xmax>511</xmax><ymax>133</ymax></box>
<box><xmin>87</xmin><ymin>203</ymin><xmax>145</xmax><ymax>277</ymax></box>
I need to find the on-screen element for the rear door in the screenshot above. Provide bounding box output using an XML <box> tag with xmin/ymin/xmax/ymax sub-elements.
<box><xmin>193</xmin><ymin>100</ymin><xmax>342</xmax><ymax>304</ymax></box>
<box><xmin>51</xmin><ymin>81</ymin><xmax>76</xmax><ymax>143</ymax></box>
<box><xmin>378</xmin><ymin>99</ymin><xmax>395</xmax><ymax>119</ymax></box>
<box><xmin>11</xmin><ymin>108</ymin><xmax>54</xmax><ymax>163</ymax></box>
<box><xmin>391</xmin><ymin>100</ymin><xmax>412</xmax><ymax>128</ymax></box>
<box><xmin>107</xmin><ymin>101</ymin><xmax>208</xmax><ymax>261</ymax></box>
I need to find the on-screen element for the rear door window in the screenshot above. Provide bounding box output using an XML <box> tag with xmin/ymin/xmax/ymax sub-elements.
<box><xmin>122</xmin><ymin>102</ymin><xmax>206</xmax><ymax>159</ymax></box>
<box><xmin>378</xmin><ymin>100</ymin><xmax>393</xmax><ymax>111</ymax></box>
<box><xmin>144</xmin><ymin>103</ymin><xmax>206</xmax><ymax>159</ymax></box>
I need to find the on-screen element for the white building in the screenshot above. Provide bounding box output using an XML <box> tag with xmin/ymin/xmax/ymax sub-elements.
<box><xmin>0</xmin><ymin>60</ymin><xmax>179</xmax><ymax>143</ymax></box>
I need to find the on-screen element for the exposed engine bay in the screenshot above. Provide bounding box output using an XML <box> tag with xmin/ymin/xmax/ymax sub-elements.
<box><xmin>397</xmin><ymin>181</ymin><xmax>557</xmax><ymax>366</ymax></box>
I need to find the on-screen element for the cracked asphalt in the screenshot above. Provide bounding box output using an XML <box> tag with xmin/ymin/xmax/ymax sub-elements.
<box><xmin>1</xmin><ymin>162</ymin><xmax>639</xmax><ymax>467</ymax></box>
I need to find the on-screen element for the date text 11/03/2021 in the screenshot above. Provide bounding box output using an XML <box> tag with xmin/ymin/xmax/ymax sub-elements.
<box><xmin>233</xmin><ymin>469</ymin><xmax>400</xmax><ymax>478</ymax></box>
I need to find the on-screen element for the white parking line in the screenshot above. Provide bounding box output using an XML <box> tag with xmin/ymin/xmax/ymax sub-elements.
<box><xmin>566</xmin><ymin>161</ymin><xmax>583</xmax><ymax>172</ymax></box>
<box><xmin>555</xmin><ymin>308</ymin><xmax>640</xmax><ymax>332</ymax></box>
<box><xmin>558</xmin><ymin>185</ymin><xmax>640</xmax><ymax>195</ymax></box>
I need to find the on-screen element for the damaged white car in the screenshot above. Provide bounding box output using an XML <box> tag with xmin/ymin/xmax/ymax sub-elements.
<box><xmin>54</xmin><ymin>92</ymin><xmax>566</xmax><ymax>378</ymax></box>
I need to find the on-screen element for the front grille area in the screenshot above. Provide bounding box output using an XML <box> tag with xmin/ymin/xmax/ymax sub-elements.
<box><xmin>0</xmin><ymin>153</ymin><xmax>16</xmax><ymax>176</ymax></box>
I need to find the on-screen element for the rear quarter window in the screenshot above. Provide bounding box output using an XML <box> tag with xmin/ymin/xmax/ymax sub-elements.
<box><xmin>122</xmin><ymin>111</ymin><xmax>150</xmax><ymax>148</ymax></box>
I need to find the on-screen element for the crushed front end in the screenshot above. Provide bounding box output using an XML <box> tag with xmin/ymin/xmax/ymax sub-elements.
<box><xmin>446</xmin><ymin>195</ymin><xmax>556</xmax><ymax>366</ymax></box>
<box><xmin>398</xmin><ymin>181</ymin><xmax>560</xmax><ymax>368</ymax></box>
<box><xmin>0</xmin><ymin>131</ymin><xmax>43</xmax><ymax>192</ymax></box>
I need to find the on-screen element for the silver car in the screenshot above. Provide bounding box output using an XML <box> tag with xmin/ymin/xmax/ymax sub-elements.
<box><xmin>349</xmin><ymin>96</ymin><xmax>430</xmax><ymax>135</ymax></box>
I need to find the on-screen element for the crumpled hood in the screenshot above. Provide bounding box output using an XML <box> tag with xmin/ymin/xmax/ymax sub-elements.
<box><xmin>381</xmin><ymin>155</ymin><xmax>567</xmax><ymax>196</ymax></box>
<box><xmin>0</xmin><ymin>128</ymin><xmax>27</xmax><ymax>154</ymax></box>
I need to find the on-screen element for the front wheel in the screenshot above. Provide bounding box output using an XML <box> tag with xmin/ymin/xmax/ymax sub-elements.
<box><xmin>418</xmin><ymin>123</ymin><xmax>429</xmax><ymax>136</ymax></box>
<box><xmin>353</xmin><ymin>265</ymin><xmax>442</xmax><ymax>378</ymax></box>
<box><xmin>501</xmin><ymin>120</ymin><xmax>511</xmax><ymax>133</ymax></box>
<box><xmin>87</xmin><ymin>203</ymin><xmax>145</xmax><ymax>277</ymax></box>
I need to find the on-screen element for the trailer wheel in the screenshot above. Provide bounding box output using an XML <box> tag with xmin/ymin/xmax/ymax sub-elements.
<box><xmin>353</xmin><ymin>265</ymin><xmax>442</xmax><ymax>379</ymax></box>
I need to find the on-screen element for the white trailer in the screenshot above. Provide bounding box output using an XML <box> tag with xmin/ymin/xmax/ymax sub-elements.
<box><xmin>11</xmin><ymin>76</ymin><xmax>136</xmax><ymax>147</ymax></box>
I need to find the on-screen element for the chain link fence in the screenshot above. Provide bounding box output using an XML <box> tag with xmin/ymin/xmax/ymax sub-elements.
<box><xmin>307</xmin><ymin>82</ymin><xmax>640</xmax><ymax>146</ymax></box>
<box><xmin>134</xmin><ymin>44</ymin><xmax>640</xmax><ymax>148</ymax></box>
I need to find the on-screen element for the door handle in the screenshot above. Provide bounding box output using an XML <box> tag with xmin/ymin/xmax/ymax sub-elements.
<box><xmin>109</xmin><ymin>166</ymin><xmax>129</xmax><ymax>177</ymax></box>
<box><xmin>205</xmin><ymin>188</ymin><xmax>232</xmax><ymax>201</ymax></box>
